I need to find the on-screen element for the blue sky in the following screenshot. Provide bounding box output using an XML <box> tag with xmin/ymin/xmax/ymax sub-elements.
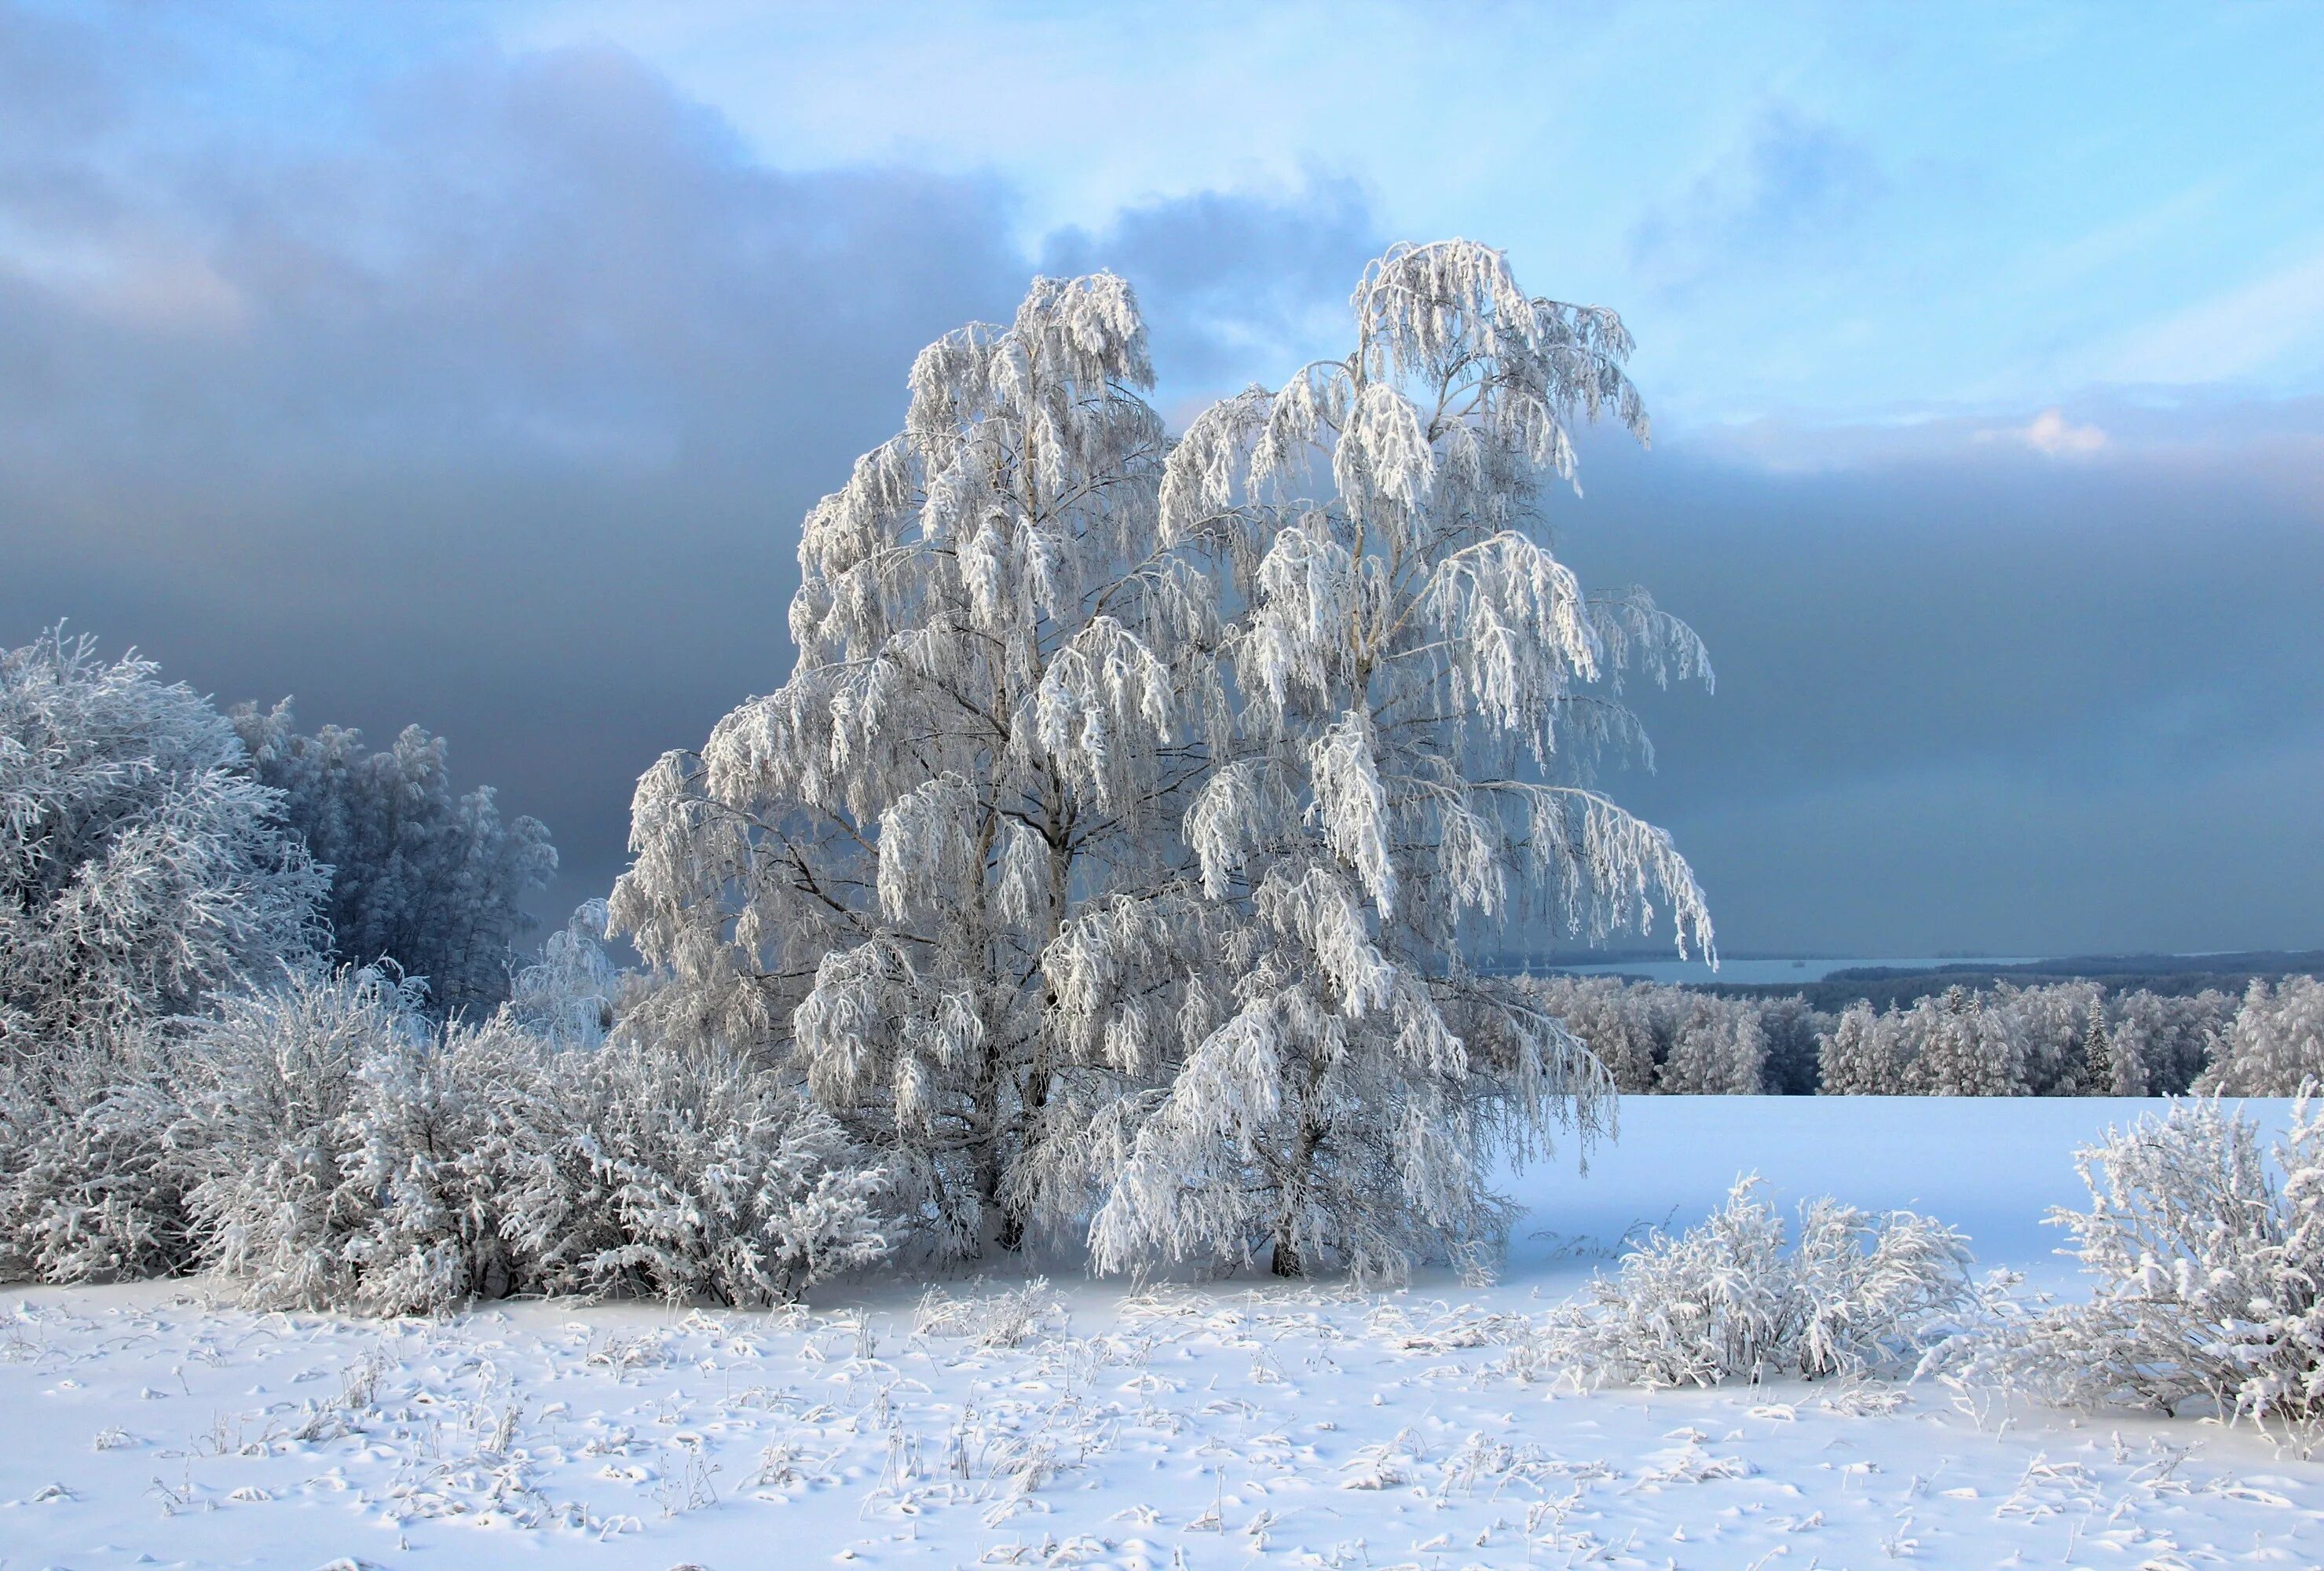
<box><xmin>478</xmin><ymin>1</ymin><xmax>2324</xmax><ymax>427</ymax></box>
<box><xmin>3</xmin><ymin>1</ymin><xmax>2319</xmax><ymax>955</ymax></box>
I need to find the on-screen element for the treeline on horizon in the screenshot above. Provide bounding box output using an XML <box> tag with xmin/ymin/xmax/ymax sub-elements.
<box><xmin>1522</xmin><ymin>972</ymin><xmax>2324</xmax><ymax>1098</ymax></box>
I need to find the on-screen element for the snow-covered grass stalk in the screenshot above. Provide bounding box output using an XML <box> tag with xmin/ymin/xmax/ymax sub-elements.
<box><xmin>1964</xmin><ymin>1093</ymin><xmax>2324</xmax><ymax>1452</ymax></box>
<box><xmin>1514</xmin><ymin>1178</ymin><xmax>1981</xmax><ymax>1388</ymax></box>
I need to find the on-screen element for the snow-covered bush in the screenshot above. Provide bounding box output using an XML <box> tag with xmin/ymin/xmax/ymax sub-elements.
<box><xmin>167</xmin><ymin>965</ymin><xmax>886</xmax><ymax>1313</ymax></box>
<box><xmin>0</xmin><ymin>1033</ymin><xmax>187</xmax><ymax>1284</ymax></box>
<box><xmin>507</xmin><ymin>1036</ymin><xmax>892</xmax><ymax>1307</ymax></box>
<box><xmin>2198</xmin><ymin>977</ymin><xmax>2324</xmax><ymax>1096</ymax></box>
<box><xmin>1</xmin><ymin>629</ymin><xmax>323</xmax><ymax>1053</ymax></box>
<box><xmin>1515</xmin><ymin>1179</ymin><xmax>1979</xmax><ymax>1388</ymax></box>
<box><xmin>174</xmin><ymin>966</ymin><xmax>528</xmax><ymax>1314</ymax></box>
<box><xmin>232</xmin><ymin>705</ymin><xmax>557</xmax><ymax>1019</ymax></box>
<box><xmin>1967</xmin><ymin>1097</ymin><xmax>2324</xmax><ymax>1448</ymax></box>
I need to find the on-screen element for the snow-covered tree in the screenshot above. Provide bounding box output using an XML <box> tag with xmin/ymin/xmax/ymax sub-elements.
<box><xmin>2198</xmin><ymin>976</ymin><xmax>2324</xmax><ymax>1096</ymax></box>
<box><xmin>232</xmin><ymin>705</ymin><xmax>557</xmax><ymax>1019</ymax></box>
<box><xmin>609</xmin><ymin>273</ymin><xmax>1220</xmax><ymax>1254</ymax></box>
<box><xmin>1818</xmin><ymin>1001</ymin><xmax>1905</xmax><ymax>1095</ymax></box>
<box><xmin>2107</xmin><ymin>987</ymin><xmax>2228</xmax><ymax>1097</ymax></box>
<box><xmin>1659</xmin><ymin>997</ymin><xmax>1769</xmax><ymax>1095</ymax></box>
<box><xmin>1904</xmin><ymin>986</ymin><xmax>2029</xmax><ymax>1097</ymax></box>
<box><xmin>2081</xmin><ymin>997</ymin><xmax>2117</xmax><ymax>1095</ymax></box>
<box><xmin>1996</xmin><ymin>980</ymin><xmax>2103</xmax><ymax>1095</ymax></box>
<box><xmin>0</xmin><ymin>630</ymin><xmax>324</xmax><ymax>1054</ymax></box>
<box><xmin>1093</xmin><ymin>240</ymin><xmax>1713</xmax><ymax>1281</ymax></box>
<box><xmin>1521</xmin><ymin>976</ymin><xmax>1666</xmax><ymax>1092</ymax></box>
<box><xmin>508</xmin><ymin>899</ymin><xmax>620</xmax><ymax>1049</ymax></box>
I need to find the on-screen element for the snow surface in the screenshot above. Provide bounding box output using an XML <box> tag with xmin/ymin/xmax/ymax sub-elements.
<box><xmin>4</xmin><ymin>1097</ymin><xmax>2318</xmax><ymax>1569</ymax></box>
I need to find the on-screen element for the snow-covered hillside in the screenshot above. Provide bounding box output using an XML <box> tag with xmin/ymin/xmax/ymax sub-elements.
<box><xmin>3</xmin><ymin>1097</ymin><xmax>2317</xmax><ymax>1569</ymax></box>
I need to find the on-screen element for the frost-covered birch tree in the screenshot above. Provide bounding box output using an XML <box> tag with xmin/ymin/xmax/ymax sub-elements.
<box><xmin>609</xmin><ymin>274</ymin><xmax>1223</xmax><ymax>1254</ymax></box>
<box><xmin>1093</xmin><ymin>241</ymin><xmax>1713</xmax><ymax>1282</ymax></box>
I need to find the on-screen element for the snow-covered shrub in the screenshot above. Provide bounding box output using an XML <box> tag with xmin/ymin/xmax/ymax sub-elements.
<box><xmin>507</xmin><ymin>1037</ymin><xmax>892</xmax><ymax>1307</ymax></box>
<box><xmin>1967</xmin><ymin>1097</ymin><xmax>2324</xmax><ymax>1448</ymax></box>
<box><xmin>232</xmin><ymin>705</ymin><xmax>557</xmax><ymax>1019</ymax></box>
<box><xmin>173</xmin><ymin>966</ymin><xmax>527</xmax><ymax>1314</ymax></box>
<box><xmin>1516</xmin><ymin>1178</ymin><xmax>1979</xmax><ymax>1388</ymax></box>
<box><xmin>0</xmin><ymin>629</ymin><xmax>323</xmax><ymax>1053</ymax></box>
<box><xmin>2197</xmin><ymin>977</ymin><xmax>2324</xmax><ymax>1096</ymax></box>
<box><xmin>0</xmin><ymin>1033</ymin><xmax>188</xmax><ymax>1284</ymax></box>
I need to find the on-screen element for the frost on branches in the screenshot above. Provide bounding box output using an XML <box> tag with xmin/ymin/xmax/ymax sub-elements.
<box><xmin>1964</xmin><ymin>1096</ymin><xmax>2324</xmax><ymax>1452</ymax></box>
<box><xmin>1515</xmin><ymin>1178</ymin><xmax>1981</xmax><ymax>1389</ymax></box>
<box><xmin>0</xmin><ymin>629</ymin><xmax>323</xmax><ymax>1054</ymax></box>
<box><xmin>1093</xmin><ymin>241</ymin><xmax>1712</xmax><ymax>1283</ymax></box>
<box><xmin>232</xmin><ymin>705</ymin><xmax>558</xmax><ymax>1019</ymax></box>
<box><xmin>610</xmin><ymin>273</ymin><xmax>1224</xmax><ymax>1256</ymax></box>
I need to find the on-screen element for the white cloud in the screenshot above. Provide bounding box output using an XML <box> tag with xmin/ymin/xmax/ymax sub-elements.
<box><xmin>2019</xmin><ymin>408</ymin><xmax>2106</xmax><ymax>456</ymax></box>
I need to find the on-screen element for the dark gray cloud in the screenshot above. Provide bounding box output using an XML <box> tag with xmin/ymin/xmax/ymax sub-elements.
<box><xmin>1550</xmin><ymin>419</ymin><xmax>2324</xmax><ymax>954</ymax></box>
<box><xmin>1</xmin><ymin>9</ymin><xmax>2317</xmax><ymax>960</ymax></box>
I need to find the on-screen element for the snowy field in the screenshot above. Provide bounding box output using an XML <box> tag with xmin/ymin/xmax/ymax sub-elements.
<box><xmin>3</xmin><ymin>1098</ymin><xmax>2318</xmax><ymax>1569</ymax></box>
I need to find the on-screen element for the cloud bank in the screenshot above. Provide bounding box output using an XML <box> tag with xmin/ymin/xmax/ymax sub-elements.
<box><xmin>2</xmin><ymin>8</ymin><xmax>2317</xmax><ymax>958</ymax></box>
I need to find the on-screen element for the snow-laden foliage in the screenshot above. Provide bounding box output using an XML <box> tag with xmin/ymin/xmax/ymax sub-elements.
<box><xmin>1514</xmin><ymin>1179</ymin><xmax>1981</xmax><ymax>1388</ymax></box>
<box><xmin>6</xmin><ymin>965</ymin><xmax>890</xmax><ymax>1313</ymax></box>
<box><xmin>507</xmin><ymin>1033</ymin><xmax>892</xmax><ymax>1308</ymax></box>
<box><xmin>610</xmin><ymin>272</ymin><xmax>1221</xmax><ymax>1254</ymax></box>
<box><xmin>508</xmin><ymin>899</ymin><xmax>620</xmax><ymax>1049</ymax></box>
<box><xmin>0</xmin><ymin>630</ymin><xmax>324</xmax><ymax>1054</ymax></box>
<box><xmin>174</xmin><ymin>967</ymin><xmax>534</xmax><ymax>1314</ymax></box>
<box><xmin>232</xmin><ymin>704</ymin><xmax>557</xmax><ymax>1019</ymax></box>
<box><xmin>2197</xmin><ymin>976</ymin><xmax>2324</xmax><ymax>1096</ymax></box>
<box><xmin>0</xmin><ymin>1033</ymin><xmax>186</xmax><ymax>1284</ymax></box>
<box><xmin>1810</xmin><ymin>981</ymin><xmax>2227</xmax><ymax>1097</ymax></box>
<box><xmin>1096</xmin><ymin>241</ymin><xmax>1711</xmax><ymax>1283</ymax></box>
<box><xmin>1965</xmin><ymin>1097</ymin><xmax>2324</xmax><ymax>1451</ymax></box>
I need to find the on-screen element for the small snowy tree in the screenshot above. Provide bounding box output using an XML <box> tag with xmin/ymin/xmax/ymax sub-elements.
<box><xmin>2081</xmin><ymin>996</ymin><xmax>2117</xmax><ymax>1095</ymax></box>
<box><xmin>232</xmin><ymin>705</ymin><xmax>557</xmax><ymax>1019</ymax></box>
<box><xmin>507</xmin><ymin>899</ymin><xmax>620</xmax><ymax>1049</ymax></box>
<box><xmin>2198</xmin><ymin>976</ymin><xmax>2324</xmax><ymax>1096</ymax></box>
<box><xmin>0</xmin><ymin>630</ymin><xmax>322</xmax><ymax>1053</ymax></box>
<box><xmin>1093</xmin><ymin>241</ymin><xmax>1712</xmax><ymax>1282</ymax></box>
<box><xmin>609</xmin><ymin>273</ymin><xmax>1220</xmax><ymax>1254</ymax></box>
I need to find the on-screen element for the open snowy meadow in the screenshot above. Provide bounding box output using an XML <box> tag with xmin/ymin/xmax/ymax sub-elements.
<box><xmin>4</xmin><ymin>1097</ymin><xmax>2317</xmax><ymax>1571</ymax></box>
